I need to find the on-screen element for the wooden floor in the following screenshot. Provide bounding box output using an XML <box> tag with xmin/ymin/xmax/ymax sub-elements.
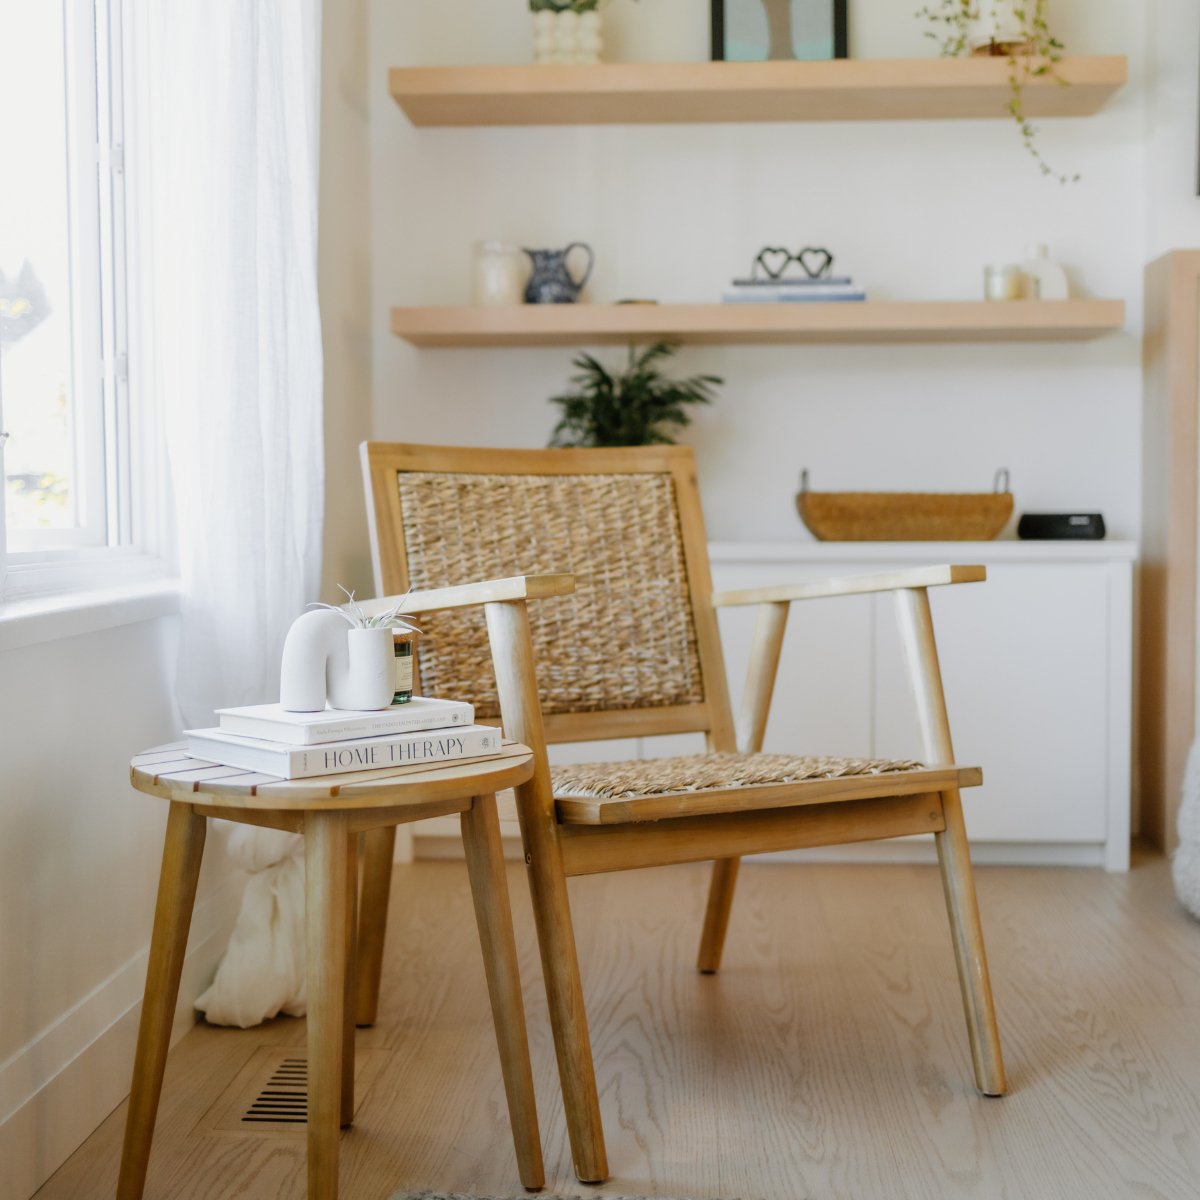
<box><xmin>36</xmin><ymin>853</ymin><xmax>1200</xmax><ymax>1200</ymax></box>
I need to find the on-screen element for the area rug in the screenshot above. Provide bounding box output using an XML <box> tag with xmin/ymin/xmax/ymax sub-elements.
<box><xmin>1175</xmin><ymin>742</ymin><xmax>1200</xmax><ymax>921</ymax></box>
<box><xmin>389</xmin><ymin>1193</ymin><xmax>736</xmax><ymax>1200</ymax></box>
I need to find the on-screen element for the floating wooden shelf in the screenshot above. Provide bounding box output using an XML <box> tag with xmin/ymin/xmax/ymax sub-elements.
<box><xmin>389</xmin><ymin>57</ymin><xmax>1127</xmax><ymax>127</ymax></box>
<box><xmin>390</xmin><ymin>301</ymin><xmax>1126</xmax><ymax>348</ymax></box>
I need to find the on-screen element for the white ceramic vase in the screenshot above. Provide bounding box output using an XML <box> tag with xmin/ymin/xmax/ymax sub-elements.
<box><xmin>533</xmin><ymin>9</ymin><xmax>604</xmax><ymax>65</ymax></box>
<box><xmin>331</xmin><ymin>627</ymin><xmax>396</xmax><ymax>711</ymax></box>
<box><xmin>280</xmin><ymin>611</ymin><xmax>396</xmax><ymax>712</ymax></box>
<box><xmin>968</xmin><ymin>0</ymin><xmax>1028</xmax><ymax>52</ymax></box>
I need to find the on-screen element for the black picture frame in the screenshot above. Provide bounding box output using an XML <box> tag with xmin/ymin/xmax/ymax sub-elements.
<box><xmin>712</xmin><ymin>0</ymin><xmax>848</xmax><ymax>63</ymax></box>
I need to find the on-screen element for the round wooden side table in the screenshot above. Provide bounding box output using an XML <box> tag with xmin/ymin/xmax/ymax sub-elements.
<box><xmin>119</xmin><ymin>742</ymin><xmax>543</xmax><ymax>1200</ymax></box>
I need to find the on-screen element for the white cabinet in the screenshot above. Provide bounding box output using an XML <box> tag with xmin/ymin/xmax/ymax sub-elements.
<box><xmin>709</xmin><ymin>542</ymin><xmax>1135</xmax><ymax>870</ymax></box>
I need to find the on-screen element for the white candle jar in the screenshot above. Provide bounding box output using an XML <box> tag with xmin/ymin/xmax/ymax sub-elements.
<box><xmin>984</xmin><ymin>264</ymin><xmax>1023</xmax><ymax>302</ymax></box>
<box><xmin>473</xmin><ymin>241</ymin><xmax>528</xmax><ymax>306</ymax></box>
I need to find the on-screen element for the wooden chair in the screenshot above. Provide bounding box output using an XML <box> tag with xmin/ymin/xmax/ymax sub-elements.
<box><xmin>356</xmin><ymin>442</ymin><xmax>1006</xmax><ymax>1186</ymax></box>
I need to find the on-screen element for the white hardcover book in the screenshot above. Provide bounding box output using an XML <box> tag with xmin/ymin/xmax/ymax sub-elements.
<box><xmin>214</xmin><ymin>696</ymin><xmax>474</xmax><ymax>745</ymax></box>
<box><xmin>722</xmin><ymin>286</ymin><xmax>865</xmax><ymax>302</ymax></box>
<box><xmin>185</xmin><ymin>723</ymin><xmax>503</xmax><ymax>779</ymax></box>
<box><xmin>731</xmin><ymin>276</ymin><xmax>854</xmax><ymax>287</ymax></box>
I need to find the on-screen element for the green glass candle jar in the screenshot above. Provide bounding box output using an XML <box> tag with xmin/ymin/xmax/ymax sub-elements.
<box><xmin>392</xmin><ymin>632</ymin><xmax>414</xmax><ymax>704</ymax></box>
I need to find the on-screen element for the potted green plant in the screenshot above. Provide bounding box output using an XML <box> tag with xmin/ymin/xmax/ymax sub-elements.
<box><xmin>917</xmin><ymin>0</ymin><xmax>1076</xmax><ymax>182</ymax></box>
<box><xmin>547</xmin><ymin>341</ymin><xmax>722</xmax><ymax>447</ymax></box>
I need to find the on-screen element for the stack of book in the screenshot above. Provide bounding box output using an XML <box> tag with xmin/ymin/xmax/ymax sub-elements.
<box><xmin>722</xmin><ymin>276</ymin><xmax>866</xmax><ymax>304</ymax></box>
<box><xmin>185</xmin><ymin>696</ymin><xmax>503</xmax><ymax>780</ymax></box>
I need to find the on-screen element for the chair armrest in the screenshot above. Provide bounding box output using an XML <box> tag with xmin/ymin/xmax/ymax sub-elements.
<box><xmin>712</xmin><ymin>564</ymin><xmax>986</xmax><ymax>608</ymax></box>
<box><xmin>724</xmin><ymin>564</ymin><xmax>984</xmax><ymax>754</ymax></box>
<box><xmin>358</xmin><ymin>573</ymin><xmax>575</xmax><ymax>617</ymax></box>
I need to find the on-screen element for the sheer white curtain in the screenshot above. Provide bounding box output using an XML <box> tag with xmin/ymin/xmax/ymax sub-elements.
<box><xmin>139</xmin><ymin>0</ymin><xmax>325</xmax><ymax>727</ymax></box>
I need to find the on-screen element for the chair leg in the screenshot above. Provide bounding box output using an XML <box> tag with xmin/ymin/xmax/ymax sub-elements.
<box><xmin>523</xmin><ymin>846</ymin><xmax>608</xmax><ymax>1184</ymax></box>
<box><xmin>895</xmin><ymin>585</ymin><xmax>1006</xmax><ymax>1097</ymax></box>
<box><xmin>697</xmin><ymin>857</ymin><xmax>740</xmax><ymax>973</ymax></box>
<box><xmin>460</xmin><ymin>795</ymin><xmax>546</xmax><ymax>1191</ymax></box>
<box><xmin>355</xmin><ymin>825</ymin><xmax>395</xmax><ymax>1026</ymax></box>
<box><xmin>936</xmin><ymin>789</ymin><xmax>1007</xmax><ymax>1096</ymax></box>
<box><xmin>305</xmin><ymin>812</ymin><xmax>351</xmax><ymax>1200</ymax></box>
<box><xmin>341</xmin><ymin>832</ymin><xmax>359</xmax><ymax>1128</ymax></box>
<box><xmin>118</xmin><ymin>803</ymin><xmax>207</xmax><ymax>1200</ymax></box>
<box><xmin>484</xmin><ymin>596</ymin><xmax>608</xmax><ymax>1184</ymax></box>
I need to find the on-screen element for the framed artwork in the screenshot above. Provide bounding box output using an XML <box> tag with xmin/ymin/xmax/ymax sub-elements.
<box><xmin>711</xmin><ymin>0</ymin><xmax>848</xmax><ymax>63</ymax></box>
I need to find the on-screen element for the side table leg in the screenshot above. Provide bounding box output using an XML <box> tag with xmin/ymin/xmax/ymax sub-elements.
<box><xmin>461</xmin><ymin>794</ymin><xmax>545</xmax><ymax>1191</ymax></box>
<box><xmin>306</xmin><ymin>813</ymin><xmax>350</xmax><ymax>1200</ymax></box>
<box><xmin>118</xmin><ymin>803</ymin><xmax>207</xmax><ymax>1200</ymax></box>
<box><xmin>356</xmin><ymin>826</ymin><xmax>396</xmax><ymax>1026</ymax></box>
<box><xmin>341</xmin><ymin>831</ymin><xmax>359</xmax><ymax>1127</ymax></box>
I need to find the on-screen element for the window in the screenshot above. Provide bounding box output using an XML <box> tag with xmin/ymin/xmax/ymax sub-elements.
<box><xmin>1</xmin><ymin>0</ymin><xmax>155</xmax><ymax>598</ymax></box>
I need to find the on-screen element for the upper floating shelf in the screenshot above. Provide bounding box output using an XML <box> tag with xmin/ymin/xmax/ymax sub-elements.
<box><xmin>389</xmin><ymin>56</ymin><xmax>1127</xmax><ymax>127</ymax></box>
<box><xmin>390</xmin><ymin>301</ymin><xmax>1126</xmax><ymax>348</ymax></box>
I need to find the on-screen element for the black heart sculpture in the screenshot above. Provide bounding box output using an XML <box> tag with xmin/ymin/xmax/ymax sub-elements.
<box><xmin>755</xmin><ymin>247</ymin><xmax>793</xmax><ymax>280</ymax></box>
<box><xmin>797</xmin><ymin>247</ymin><xmax>834</xmax><ymax>279</ymax></box>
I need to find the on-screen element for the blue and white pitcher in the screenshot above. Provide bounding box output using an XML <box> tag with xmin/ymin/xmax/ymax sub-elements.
<box><xmin>523</xmin><ymin>243</ymin><xmax>594</xmax><ymax>304</ymax></box>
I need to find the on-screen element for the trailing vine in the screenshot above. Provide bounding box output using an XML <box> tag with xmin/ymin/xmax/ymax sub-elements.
<box><xmin>916</xmin><ymin>1</ymin><xmax>1077</xmax><ymax>183</ymax></box>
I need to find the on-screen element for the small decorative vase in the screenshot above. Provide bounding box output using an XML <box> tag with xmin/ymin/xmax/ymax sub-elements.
<box><xmin>533</xmin><ymin>8</ymin><xmax>604</xmax><ymax>65</ymax></box>
<box><xmin>330</xmin><ymin>627</ymin><xmax>396</xmax><ymax>711</ymax></box>
<box><xmin>968</xmin><ymin>0</ymin><xmax>1031</xmax><ymax>56</ymax></box>
<box><xmin>1018</xmin><ymin>244</ymin><xmax>1069</xmax><ymax>300</ymax></box>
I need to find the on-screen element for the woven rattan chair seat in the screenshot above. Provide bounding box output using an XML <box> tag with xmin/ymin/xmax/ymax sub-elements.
<box><xmin>546</xmin><ymin>752</ymin><xmax>972</xmax><ymax>826</ymax></box>
<box><xmin>553</xmin><ymin>753</ymin><xmax>924</xmax><ymax>801</ymax></box>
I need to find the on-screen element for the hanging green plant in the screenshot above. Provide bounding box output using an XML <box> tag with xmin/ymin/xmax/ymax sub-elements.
<box><xmin>916</xmin><ymin>1</ymin><xmax>1077</xmax><ymax>183</ymax></box>
<box><xmin>547</xmin><ymin>341</ymin><xmax>722</xmax><ymax>448</ymax></box>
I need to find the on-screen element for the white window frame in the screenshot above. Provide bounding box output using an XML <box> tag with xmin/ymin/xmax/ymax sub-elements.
<box><xmin>1</xmin><ymin>0</ymin><xmax>172</xmax><ymax>605</ymax></box>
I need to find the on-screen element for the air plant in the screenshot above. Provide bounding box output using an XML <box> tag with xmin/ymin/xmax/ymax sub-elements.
<box><xmin>309</xmin><ymin>585</ymin><xmax>422</xmax><ymax>634</ymax></box>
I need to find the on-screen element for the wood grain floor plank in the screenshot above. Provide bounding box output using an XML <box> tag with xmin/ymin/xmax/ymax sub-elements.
<box><xmin>33</xmin><ymin>854</ymin><xmax>1200</xmax><ymax>1200</ymax></box>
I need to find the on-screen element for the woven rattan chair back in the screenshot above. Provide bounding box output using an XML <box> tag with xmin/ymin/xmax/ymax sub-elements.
<box><xmin>361</xmin><ymin>444</ymin><xmax>737</xmax><ymax>748</ymax></box>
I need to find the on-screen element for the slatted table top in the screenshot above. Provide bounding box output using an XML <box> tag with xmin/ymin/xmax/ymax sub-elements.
<box><xmin>130</xmin><ymin>741</ymin><xmax>535</xmax><ymax>813</ymax></box>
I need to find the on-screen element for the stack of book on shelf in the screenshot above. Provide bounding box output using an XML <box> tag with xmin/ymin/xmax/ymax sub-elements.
<box><xmin>722</xmin><ymin>275</ymin><xmax>866</xmax><ymax>304</ymax></box>
<box><xmin>185</xmin><ymin>696</ymin><xmax>502</xmax><ymax>780</ymax></box>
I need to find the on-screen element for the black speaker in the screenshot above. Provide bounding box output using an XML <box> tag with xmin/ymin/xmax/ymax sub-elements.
<box><xmin>1017</xmin><ymin>513</ymin><xmax>1106</xmax><ymax>540</ymax></box>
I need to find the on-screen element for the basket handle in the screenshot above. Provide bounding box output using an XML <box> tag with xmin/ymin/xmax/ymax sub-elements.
<box><xmin>799</xmin><ymin>468</ymin><xmax>810</xmax><ymax>495</ymax></box>
<box><xmin>994</xmin><ymin>468</ymin><xmax>1011</xmax><ymax>494</ymax></box>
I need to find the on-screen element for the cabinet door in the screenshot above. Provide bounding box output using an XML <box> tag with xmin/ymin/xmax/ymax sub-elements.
<box><xmin>710</xmin><ymin>561</ymin><xmax>874</xmax><ymax>758</ymax></box>
<box><xmin>873</xmin><ymin>564</ymin><xmax>1110</xmax><ymax>843</ymax></box>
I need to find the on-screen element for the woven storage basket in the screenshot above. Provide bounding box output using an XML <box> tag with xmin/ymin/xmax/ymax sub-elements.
<box><xmin>797</xmin><ymin>470</ymin><xmax>1013</xmax><ymax>542</ymax></box>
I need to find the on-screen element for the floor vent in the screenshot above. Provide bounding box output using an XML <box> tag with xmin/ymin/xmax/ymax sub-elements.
<box><xmin>195</xmin><ymin>1043</ymin><xmax>393</xmax><ymax>1139</ymax></box>
<box><xmin>243</xmin><ymin>1057</ymin><xmax>308</xmax><ymax>1124</ymax></box>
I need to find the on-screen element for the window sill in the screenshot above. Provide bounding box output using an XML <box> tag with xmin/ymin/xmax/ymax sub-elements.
<box><xmin>0</xmin><ymin>575</ymin><xmax>181</xmax><ymax>652</ymax></box>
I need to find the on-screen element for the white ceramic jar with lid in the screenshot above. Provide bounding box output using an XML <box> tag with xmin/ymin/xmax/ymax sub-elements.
<box><xmin>473</xmin><ymin>241</ymin><xmax>528</xmax><ymax>306</ymax></box>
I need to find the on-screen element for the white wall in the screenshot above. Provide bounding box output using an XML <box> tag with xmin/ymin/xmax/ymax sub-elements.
<box><xmin>1146</xmin><ymin>0</ymin><xmax>1200</xmax><ymax>256</ymax></box>
<box><xmin>0</xmin><ymin>617</ymin><xmax>244</xmax><ymax>1200</ymax></box>
<box><xmin>369</xmin><ymin>0</ymin><xmax>1149</xmax><ymax>541</ymax></box>
<box><xmin>320</xmin><ymin>0</ymin><xmax>375</xmax><ymax>602</ymax></box>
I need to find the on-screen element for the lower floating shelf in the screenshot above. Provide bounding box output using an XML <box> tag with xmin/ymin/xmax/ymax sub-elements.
<box><xmin>390</xmin><ymin>300</ymin><xmax>1126</xmax><ymax>348</ymax></box>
